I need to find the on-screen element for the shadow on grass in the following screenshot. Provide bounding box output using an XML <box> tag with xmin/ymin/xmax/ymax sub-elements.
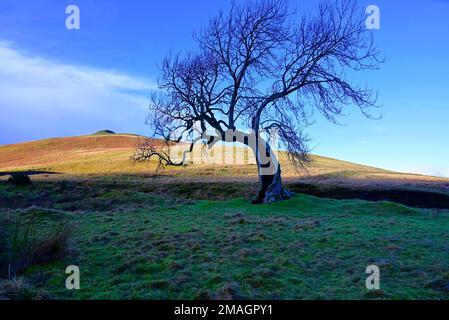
<box><xmin>1</xmin><ymin>172</ymin><xmax>448</xmax><ymax>209</ymax></box>
<box><xmin>289</xmin><ymin>183</ymin><xmax>449</xmax><ymax>209</ymax></box>
<box><xmin>0</xmin><ymin>170</ymin><xmax>62</xmax><ymax>177</ymax></box>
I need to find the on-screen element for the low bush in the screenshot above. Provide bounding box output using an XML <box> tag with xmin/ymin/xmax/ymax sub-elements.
<box><xmin>8</xmin><ymin>173</ymin><xmax>32</xmax><ymax>186</ymax></box>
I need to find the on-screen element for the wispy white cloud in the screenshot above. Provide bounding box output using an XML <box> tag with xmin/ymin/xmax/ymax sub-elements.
<box><xmin>0</xmin><ymin>40</ymin><xmax>156</xmax><ymax>144</ymax></box>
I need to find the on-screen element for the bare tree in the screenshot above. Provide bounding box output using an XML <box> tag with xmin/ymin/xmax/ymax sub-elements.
<box><xmin>133</xmin><ymin>0</ymin><xmax>383</xmax><ymax>204</ymax></box>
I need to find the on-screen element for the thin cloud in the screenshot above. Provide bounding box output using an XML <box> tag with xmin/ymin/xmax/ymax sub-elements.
<box><xmin>0</xmin><ymin>40</ymin><xmax>156</xmax><ymax>144</ymax></box>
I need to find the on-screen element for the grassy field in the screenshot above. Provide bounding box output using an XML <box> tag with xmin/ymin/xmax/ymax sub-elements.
<box><xmin>1</xmin><ymin>134</ymin><xmax>449</xmax><ymax>299</ymax></box>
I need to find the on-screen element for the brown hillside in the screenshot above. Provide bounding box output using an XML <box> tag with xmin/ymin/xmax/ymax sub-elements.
<box><xmin>0</xmin><ymin>135</ymin><xmax>141</xmax><ymax>169</ymax></box>
<box><xmin>0</xmin><ymin>134</ymin><xmax>448</xmax><ymax>193</ymax></box>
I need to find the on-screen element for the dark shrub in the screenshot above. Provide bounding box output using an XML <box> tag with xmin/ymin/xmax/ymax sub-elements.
<box><xmin>8</xmin><ymin>173</ymin><xmax>31</xmax><ymax>186</ymax></box>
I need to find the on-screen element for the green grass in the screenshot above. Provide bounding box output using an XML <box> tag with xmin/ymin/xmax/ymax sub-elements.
<box><xmin>1</xmin><ymin>178</ymin><xmax>449</xmax><ymax>300</ymax></box>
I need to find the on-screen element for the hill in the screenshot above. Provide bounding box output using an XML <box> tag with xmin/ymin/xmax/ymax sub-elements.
<box><xmin>0</xmin><ymin>134</ymin><xmax>140</xmax><ymax>172</ymax></box>
<box><xmin>2</xmin><ymin>133</ymin><xmax>448</xmax><ymax>209</ymax></box>
<box><xmin>0</xmin><ymin>133</ymin><xmax>447</xmax><ymax>189</ymax></box>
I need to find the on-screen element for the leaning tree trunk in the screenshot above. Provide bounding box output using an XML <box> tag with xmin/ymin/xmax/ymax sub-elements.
<box><xmin>252</xmin><ymin>143</ymin><xmax>293</xmax><ymax>204</ymax></box>
<box><xmin>206</xmin><ymin>129</ymin><xmax>293</xmax><ymax>204</ymax></box>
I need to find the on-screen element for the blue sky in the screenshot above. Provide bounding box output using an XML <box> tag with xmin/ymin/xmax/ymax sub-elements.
<box><xmin>0</xmin><ymin>0</ymin><xmax>448</xmax><ymax>177</ymax></box>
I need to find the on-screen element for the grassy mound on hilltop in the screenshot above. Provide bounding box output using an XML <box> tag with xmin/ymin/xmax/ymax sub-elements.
<box><xmin>92</xmin><ymin>130</ymin><xmax>116</xmax><ymax>135</ymax></box>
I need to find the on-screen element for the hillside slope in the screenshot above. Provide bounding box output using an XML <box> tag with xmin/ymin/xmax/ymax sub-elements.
<box><xmin>0</xmin><ymin>134</ymin><xmax>140</xmax><ymax>170</ymax></box>
<box><xmin>0</xmin><ymin>134</ymin><xmax>447</xmax><ymax>190</ymax></box>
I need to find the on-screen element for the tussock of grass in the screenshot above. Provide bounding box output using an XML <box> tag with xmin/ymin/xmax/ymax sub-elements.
<box><xmin>0</xmin><ymin>208</ymin><xmax>74</xmax><ymax>300</ymax></box>
<box><xmin>1</xmin><ymin>211</ymin><xmax>73</xmax><ymax>275</ymax></box>
<box><xmin>0</xmin><ymin>276</ymin><xmax>53</xmax><ymax>300</ymax></box>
